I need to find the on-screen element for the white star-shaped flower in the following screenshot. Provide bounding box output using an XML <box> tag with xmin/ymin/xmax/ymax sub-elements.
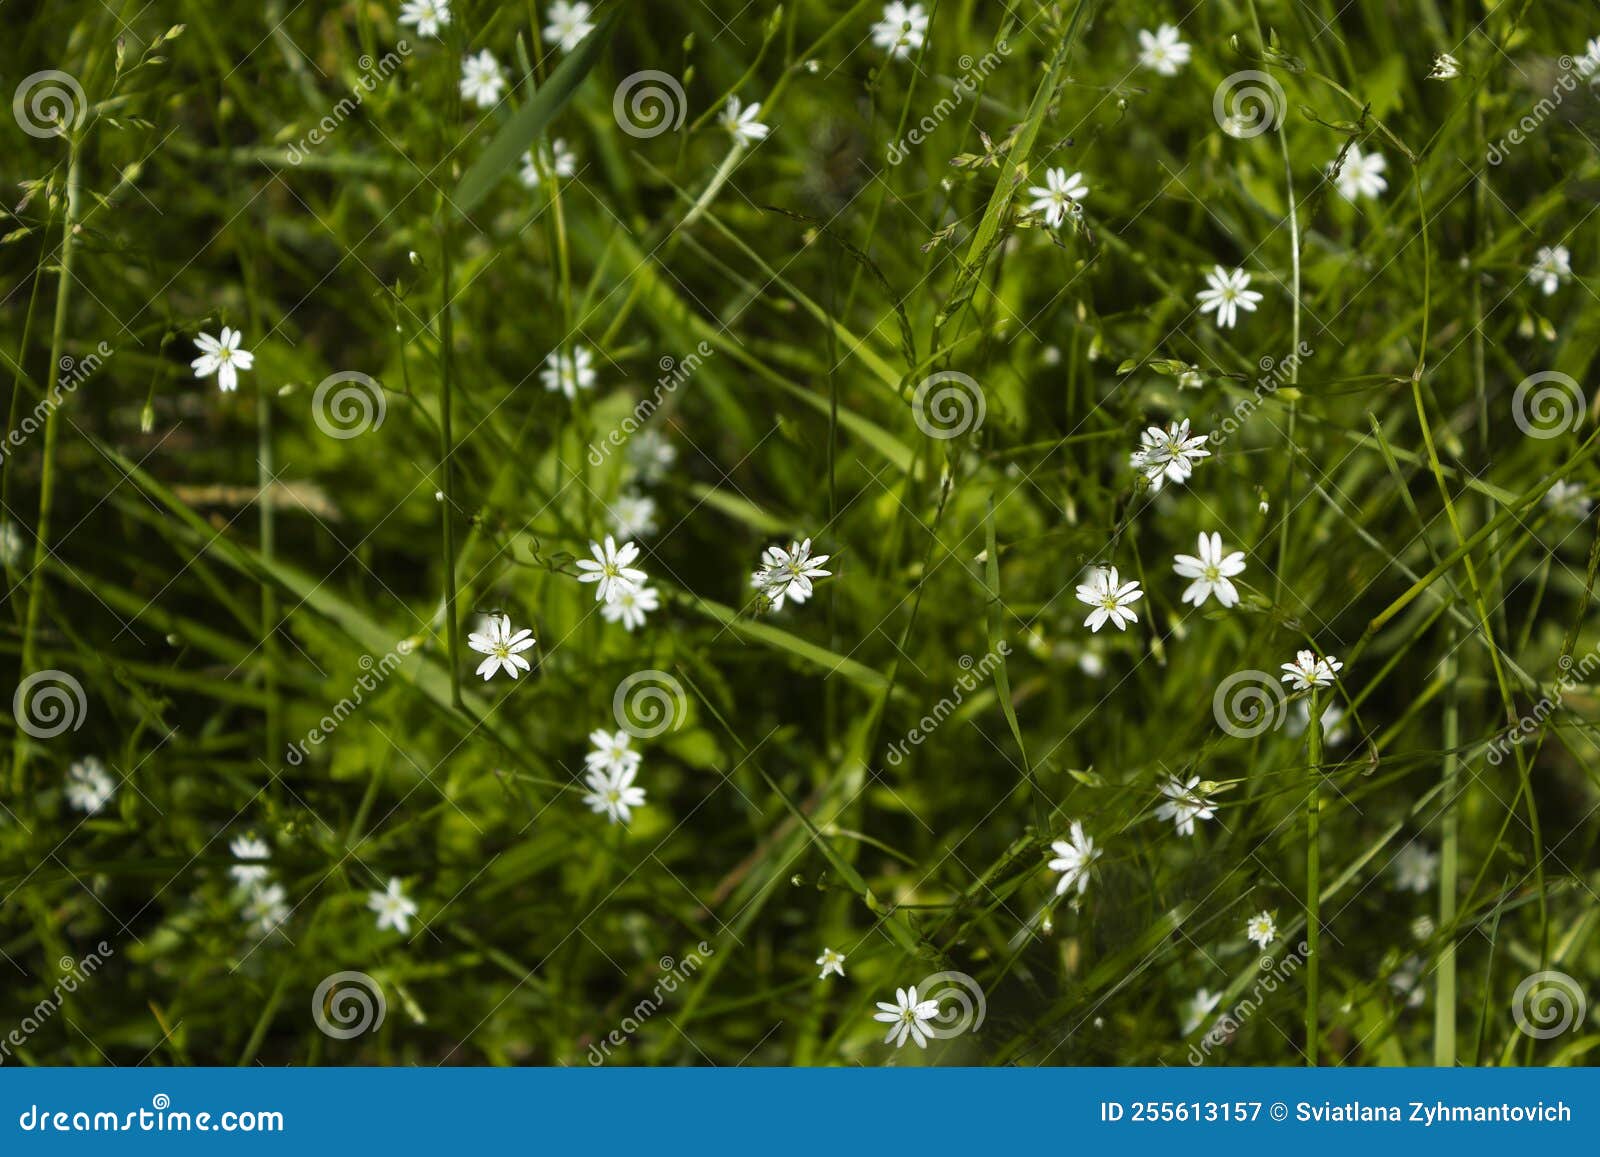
<box><xmin>1183</xmin><ymin>987</ymin><xmax>1222</xmax><ymax>1034</ymax></box>
<box><xmin>64</xmin><ymin>756</ymin><xmax>116</xmax><ymax>815</ymax></box>
<box><xmin>576</xmin><ymin>536</ymin><xmax>647</xmax><ymax>604</ymax></box>
<box><xmin>601</xmin><ymin>583</ymin><xmax>659</xmax><ymax>632</ymax></box>
<box><xmin>540</xmin><ymin>344</ymin><xmax>597</xmax><ymax>398</ymax></box>
<box><xmin>585</xmin><ymin>728</ymin><xmax>642</xmax><ymax>776</ymax></box>
<box><xmin>582</xmin><ymin>763</ymin><xmax>647</xmax><ymax>825</ymax></box>
<box><xmin>368</xmin><ymin>876</ymin><xmax>418</xmax><ymax>933</ymax></box>
<box><xmin>871</xmin><ymin>2</ymin><xmax>929</xmax><ymax>60</ymax></box>
<box><xmin>1130</xmin><ymin>419</ymin><xmax>1211</xmax><ymax>490</ymax></box>
<box><xmin>609</xmin><ymin>491</ymin><xmax>658</xmax><ymax>539</ymax></box>
<box><xmin>1280</xmin><ymin>649</ymin><xmax>1342</xmax><ymax>691</ymax></box>
<box><xmin>1026</xmin><ymin>167</ymin><xmax>1089</xmax><ymax>228</ymax></box>
<box><xmin>398</xmin><ymin>0</ymin><xmax>451</xmax><ymax>38</ymax></box>
<box><xmin>1332</xmin><ymin>143</ymin><xmax>1388</xmax><ymax>201</ymax></box>
<box><xmin>1173</xmin><ymin>532</ymin><xmax>1246</xmax><ymax>608</ymax></box>
<box><xmin>466</xmin><ymin>613</ymin><xmax>536</xmax><ymax>680</ymax></box>
<box><xmin>1196</xmin><ymin>266</ymin><xmax>1263</xmax><ymax>330</ymax></box>
<box><xmin>1156</xmin><ymin>775</ymin><xmax>1217</xmax><ymax>837</ymax></box>
<box><xmin>1245</xmin><ymin>910</ymin><xmax>1277</xmax><ymax>949</ymax></box>
<box><xmin>720</xmin><ymin>96</ymin><xmax>770</xmax><ymax>146</ymax></box>
<box><xmin>229</xmin><ymin>834</ymin><xmax>271</xmax><ymax>888</ymax></box>
<box><xmin>244</xmin><ymin>882</ymin><xmax>290</xmax><ymax>935</ymax></box>
<box><xmin>816</xmin><ymin>947</ymin><xmax>847</xmax><ymax>979</ymax></box>
<box><xmin>192</xmin><ymin>326</ymin><xmax>255</xmax><ymax>393</ymax></box>
<box><xmin>1137</xmin><ymin>24</ymin><xmax>1191</xmax><ymax>75</ymax></box>
<box><xmin>1428</xmin><ymin>53</ymin><xmax>1460</xmax><ymax>80</ymax></box>
<box><xmin>1529</xmin><ymin>246</ymin><xmax>1572</xmax><ymax>296</ymax></box>
<box><xmin>1393</xmin><ymin>844</ymin><xmax>1439</xmax><ymax>894</ymax></box>
<box><xmin>873</xmin><ymin>985</ymin><xmax>941</xmax><ymax>1048</ymax></box>
<box><xmin>543</xmin><ymin>0</ymin><xmax>596</xmax><ymax>52</ymax></box>
<box><xmin>1543</xmin><ymin>479</ymin><xmax>1592</xmax><ymax>518</ymax></box>
<box><xmin>520</xmin><ymin>138</ymin><xmax>577</xmax><ymax>188</ymax></box>
<box><xmin>459</xmin><ymin>49</ymin><xmax>505</xmax><ymax>108</ymax></box>
<box><xmin>1076</xmin><ymin>566</ymin><xmax>1143</xmax><ymax>633</ymax></box>
<box><xmin>752</xmin><ymin>538</ymin><xmax>831</xmax><ymax>610</ymax></box>
<box><xmin>1047</xmin><ymin>820</ymin><xmax>1101</xmax><ymax>897</ymax></box>
<box><xmin>627</xmin><ymin>428</ymin><xmax>677</xmax><ymax>482</ymax></box>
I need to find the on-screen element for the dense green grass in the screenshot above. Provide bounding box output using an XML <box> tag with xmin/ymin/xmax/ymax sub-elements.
<box><xmin>2</xmin><ymin>0</ymin><xmax>1597</xmax><ymax>1066</ymax></box>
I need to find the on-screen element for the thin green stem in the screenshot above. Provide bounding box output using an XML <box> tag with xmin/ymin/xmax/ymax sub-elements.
<box><xmin>1306</xmin><ymin>688</ymin><xmax>1323</xmax><ymax>1066</ymax></box>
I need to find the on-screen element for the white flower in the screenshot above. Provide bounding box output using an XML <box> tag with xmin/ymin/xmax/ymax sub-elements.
<box><xmin>520</xmin><ymin>138</ymin><xmax>577</xmax><ymax>188</ymax></box>
<box><xmin>1172</xmin><ymin>532</ymin><xmax>1246</xmax><ymax>608</ymax></box>
<box><xmin>1578</xmin><ymin>37</ymin><xmax>1600</xmax><ymax>79</ymax></box>
<box><xmin>1156</xmin><ymin>775</ymin><xmax>1217</xmax><ymax>837</ymax></box>
<box><xmin>191</xmin><ymin>327</ymin><xmax>255</xmax><ymax>393</ymax></box>
<box><xmin>1544</xmin><ymin>479</ymin><xmax>1592</xmax><ymax>518</ymax></box>
<box><xmin>1178</xmin><ymin>365</ymin><xmax>1203</xmax><ymax>390</ymax></box>
<box><xmin>1288</xmin><ymin>699</ymin><xmax>1349</xmax><ymax>746</ymax></box>
<box><xmin>1047</xmin><ymin>820</ymin><xmax>1101</xmax><ymax>897</ymax></box>
<box><xmin>1076</xmin><ymin>566</ymin><xmax>1143</xmax><ymax>633</ymax></box>
<box><xmin>244</xmin><ymin>882</ymin><xmax>290</xmax><ymax>935</ymax></box>
<box><xmin>601</xmin><ymin>583</ymin><xmax>659</xmax><ymax>632</ymax></box>
<box><xmin>1428</xmin><ymin>53</ymin><xmax>1460</xmax><ymax>80</ymax></box>
<box><xmin>543</xmin><ymin>0</ymin><xmax>596</xmax><ymax>52</ymax></box>
<box><xmin>1182</xmin><ymin>987</ymin><xmax>1222</xmax><ymax>1034</ymax></box>
<box><xmin>0</xmin><ymin>520</ymin><xmax>23</xmax><ymax>567</ymax></box>
<box><xmin>871</xmin><ymin>2</ymin><xmax>929</xmax><ymax>60</ymax></box>
<box><xmin>368</xmin><ymin>877</ymin><xmax>418</xmax><ymax>934</ymax></box>
<box><xmin>1332</xmin><ymin>143</ymin><xmax>1388</xmax><ymax>201</ymax></box>
<box><xmin>540</xmin><ymin>344</ymin><xmax>597</xmax><ymax>399</ymax></box>
<box><xmin>582</xmin><ymin>763</ymin><xmax>647</xmax><ymax>825</ymax></box>
<box><xmin>753</xmin><ymin>538</ymin><xmax>831</xmax><ymax>611</ymax></box>
<box><xmin>398</xmin><ymin>0</ymin><xmax>450</xmax><ymax>38</ymax></box>
<box><xmin>1392</xmin><ymin>843</ymin><xmax>1438</xmax><ymax>894</ymax></box>
<box><xmin>1196</xmin><ymin>266</ymin><xmax>1263</xmax><ymax>330</ymax></box>
<box><xmin>1245</xmin><ymin>910</ymin><xmax>1277</xmax><ymax>949</ymax></box>
<box><xmin>1138</xmin><ymin>24</ymin><xmax>1191</xmax><ymax>75</ymax></box>
<box><xmin>1131</xmin><ymin>418</ymin><xmax>1211</xmax><ymax>490</ymax></box>
<box><xmin>1390</xmin><ymin>956</ymin><xmax>1426</xmax><ymax>1008</ymax></box>
<box><xmin>576</xmin><ymin>536</ymin><xmax>647</xmax><ymax>604</ymax></box>
<box><xmin>459</xmin><ymin>49</ymin><xmax>505</xmax><ymax>108</ymax></box>
<box><xmin>229</xmin><ymin>834</ymin><xmax>271</xmax><ymax>888</ymax></box>
<box><xmin>609</xmin><ymin>492</ymin><xmax>658</xmax><ymax>539</ymax></box>
<box><xmin>466</xmin><ymin>613</ymin><xmax>536</xmax><ymax>681</ymax></box>
<box><xmin>1026</xmin><ymin>167</ymin><xmax>1089</xmax><ymax>228</ymax></box>
<box><xmin>65</xmin><ymin>757</ymin><xmax>115</xmax><ymax>815</ymax></box>
<box><xmin>585</xmin><ymin>728</ymin><xmax>642</xmax><ymax>776</ymax></box>
<box><xmin>720</xmin><ymin>96</ymin><xmax>770</xmax><ymax>146</ymax></box>
<box><xmin>816</xmin><ymin>947</ymin><xmax>847</xmax><ymax>979</ymax></box>
<box><xmin>1280</xmin><ymin>649</ymin><xmax>1342</xmax><ymax>691</ymax></box>
<box><xmin>627</xmin><ymin>428</ymin><xmax>677</xmax><ymax>482</ymax></box>
<box><xmin>873</xmin><ymin>985</ymin><xmax>941</xmax><ymax>1048</ymax></box>
<box><xmin>1529</xmin><ymin>246</ymin><xmax>1572</xmax><ymax>296</ymax></box>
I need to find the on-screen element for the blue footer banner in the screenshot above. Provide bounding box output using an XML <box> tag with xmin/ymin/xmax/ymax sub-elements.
<box><xmin>0</xmin><ymin>1069</ymin><xmax>1592</xmax><ymax>1153</ymax></box>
